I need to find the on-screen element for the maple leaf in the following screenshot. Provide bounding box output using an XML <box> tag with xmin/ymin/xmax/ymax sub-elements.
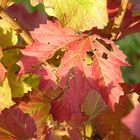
<box><xmin>18</xmin><ymin>21</ymin><xmax>128</xmax><ymax>120</ymax></box>
<box><xmin>122</xmin><ymin>104</ymin><xmax>140</xmax><ymax>138</ymax></box>
<box><xmin>47</xmin><ymin>0</ymin><xmax>108</xmax><ymax>31</ymax></box>
<box><xmin>50</xmin><ymin>37</ymin><xmax>128</xmax><ymax>138</ymax></box>
<box><xmin>0</xmin><ymin>108</ymin><xmax>37</xmax><ymax>139</ymax></box>
<box><xmin>0</xmin><ymin>78</ymin><xmax>15</xmax><ymax>111</ymax></box>
<box><xmin>56</xmin><ymin>36</ymin><xmax>128</xmax><ymax>110</ymax></box>
<box><xmin>17</xmin><ymin>22</ymin><xmax>129</xmax><ymax>136</ymax></box>
<box><xmin>18</xmin><ymin>21</ymin><xmax>78</xmax><ymax>75</ymax></box>
<box><xmin>7</xmin><ymin>3</ymin><xmax>48</xmax><ymax>30</ymax></box>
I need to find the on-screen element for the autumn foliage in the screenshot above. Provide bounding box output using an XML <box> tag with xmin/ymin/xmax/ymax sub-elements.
<box><xmin>0</xmin><ymin>0</ymin><xmax>140</xmax><ymax>139</ymax></box>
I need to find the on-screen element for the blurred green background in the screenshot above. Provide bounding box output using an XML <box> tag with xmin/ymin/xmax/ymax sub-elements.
<box><xmin>117</xmin><ymin>33</ymin><xmax>140</xmax><ymax>84</ymax></box>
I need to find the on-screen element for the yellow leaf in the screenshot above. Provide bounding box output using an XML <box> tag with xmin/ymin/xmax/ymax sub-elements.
<box><xmin>0</xmin><ymin>19</ymin><xmax>18</xmax><ymax>48</ymax></box>
<box><xmin>49</xmin><ymin>0</ymin><xmax>108</xmax><ymax>31</ymax></box>
<box><xmin>0</xmin><ymin>78</ymin><xmax>15</xmax><ymax>111</ymax></box>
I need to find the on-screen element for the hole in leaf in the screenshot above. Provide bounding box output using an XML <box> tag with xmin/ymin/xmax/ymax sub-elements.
<box><xmin>102</xmin><ymin>52</ymin><xmax>108</xmax><ymax>60</ymax></box>
<box><xmin>46</xmin><ymin>49</ymin><xmax>65</xmax><ymax>67</ymax></box>
<box><xmin>85</xmin><ymin>51</ymin><xmax>94</xmax><ymax>66</ymax></box>
<box><xmin>96</xmin><ymin>39</ymin><xmax>114</xmax><ymax>52</ymax></box>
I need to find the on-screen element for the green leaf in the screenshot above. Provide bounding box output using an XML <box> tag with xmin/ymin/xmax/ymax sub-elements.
<box><xmin>9</xmin><ymin>72</ymin><xmax>40</xmax><ymax>98</ymax></box>
<box><xmin>0</xmin><ymin>78</ymin><xmax>15</xmax><ymax>111</ymax></box>
<box><xmin>0</xmin><ymin>19</ymin><xmax>18</xmax><ymax>48</ymax></box>
<box><xmin>49</xmin><ymin>0</ymin><xmax>108</xmax><ymax>31</ymax></box>
<box><xmin>21</xmin><ymin>74</ymin><xmax>40</xmax><ymax>89</ymax></box>
<box><xmin>1</xmin><ymin>50</ymin><xmax>21</xmax><ymax>69</ymax></box>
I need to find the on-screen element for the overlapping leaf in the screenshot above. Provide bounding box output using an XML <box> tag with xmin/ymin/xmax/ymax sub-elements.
<box><xmin>0</xmin><ymin>108</ymin><xmax>37</xmax><ymax>139</ymax></box>
<box><xmin>18</xmin><ymin>21</ymin><xmax>129</xmax><ymax>129</ymax></box>
<box><xmin>18</xmin><ymin>21</ymin><xmax>78</xmax><ymax>75</ymax></box>
<box><xmin>7</xmin><ymin>3</ymin><xmax>48</xmax><ymax>30</ymax></box>
<box><xmin>18</xmin><ymin>90</ymin><xmax>51</xmax><ymax>139</ymax></box>
<box><xmin>56</xmin><ymin>35</ymin><xmax>128</xmax><ymax>110</ymax></box>
<box><xmin>30</xmin><ymin>0</ymin><xmax>108</xmax><ymax>31</ymax></box>
<box><xmin>9</xmin><ymin>72</ymin><xmax>40</xmax><ymax>97</ymax></box>
<box><xmin>82</xmin><ymin>90</ymin><xmax>106</xmax><ymax>121</ymax></box>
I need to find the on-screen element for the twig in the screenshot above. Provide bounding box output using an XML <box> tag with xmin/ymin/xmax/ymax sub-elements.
<box><xmin>110</xmin><ymin>0</ymin><xmax>129</xmax><ymax>41</ymax></box>
<box><xmin>1</xmin><ymin>0</ymin><xmax>8</xmax><ymax>9</ymax></box>
<box><xmin>2</xmin><ymin>45</ymin><xmax>25</xmax><ymax>51</ymax></box>
<box><xmin>0</xmin><ymin>6</ymin><xmax>34</xmax><ymax>44</ymax></box>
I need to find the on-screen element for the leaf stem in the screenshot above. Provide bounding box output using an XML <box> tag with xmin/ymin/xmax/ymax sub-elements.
<box><xmin>110</xmin><ymin>0</ymin><xmax>129</xmax><ymax>41</ymax></box>
<box><xmin>83</xmin><ymin>124</ymin><xmax>86</xmax><ymax>140</ymax></box>
<box><xmin>0</xmin><ymin>6</ymin><xmax>34</xmax><ymax>44</ymax></box>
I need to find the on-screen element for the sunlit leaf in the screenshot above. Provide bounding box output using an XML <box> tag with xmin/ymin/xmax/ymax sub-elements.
<box><xmin>0</xmin><ymin>19</ymin><xmax>18</xmax><ymax>48</ymax></box>
<box><xmin>48</xmin><ymin>0</ymin><xmax>109</xmax><ymax>31</ymax></box>
<box><xmin>0</xmin><ymin>78</ymin><xmax>15</xmax><ymax>111</ymax></box>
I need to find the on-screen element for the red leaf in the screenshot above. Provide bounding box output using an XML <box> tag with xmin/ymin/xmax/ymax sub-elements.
<box><xmin>32</xmin><ymin>65</ymin><xmax>57</xmax><ymax>90</ymax></box>
<box><xmin>18</xmin><ymin>21</ymin><xmax>78</xmax><ymax>75</ymax></box>
<box><xmin>95</xmin><ymin>95</ymin><xmax>137</xmax><ymax>139</ymax></box>
<box><xmin>68</xmin><ymin>128</ymin><xmax>82</xmax><ymax>140</ymax></box>
<box><xmin>122</xmin><ymin>104</ymin><xmax>140</xmax><ymax>138</ymax></box>
<box><xmin>51</xmin><ymin>35</ymin><xmax>128</xmax><ymax>129</ymax></box>
<box><xmin>7</xmin><ymin>3</ymin><xmax>48</xmax><ymax>30</ymax></box>
<box><xmin>57</xmin><ymin>36</ymin><xmax>128</xmax><ymax>110</ymax></box>
<box><xmin>18</xmin><ymin>21</ymin><xmax>129</xmax><ymax>128</ymax></box>
<box><xmin>0</xmin><ymin>108</ymin><xmax>37</xmax><ymax>139</ymax></box>
<box><xmin>18</xmin><ymin>90</ymin><xmax>51</xmax><ymax>139</ymax></box>
<box><xmin>120</xmin><ymin>83</ymin><xmax>140</xmax><ymax>95</ymax></box>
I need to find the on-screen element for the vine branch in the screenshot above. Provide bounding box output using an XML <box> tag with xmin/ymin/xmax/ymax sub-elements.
<box><xmin>0</xmin><ymin>6</ymin><xmax>34</xmax><ymax>44</ymax></box>
<box><xmin>110</xmin><ymin>0</ymin><xmax>129</xmax><ymax>41</ymax></box>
